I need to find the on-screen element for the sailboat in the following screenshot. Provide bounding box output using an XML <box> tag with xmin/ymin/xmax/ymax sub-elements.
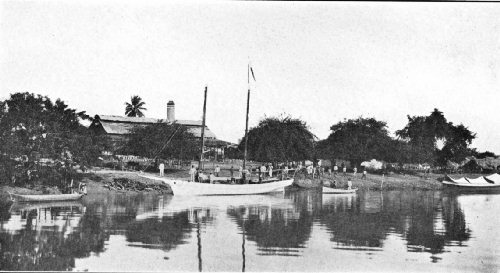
<box><xmin>141</xmin><ymin>66</ymin><xmax>294</xmax><ymax>195</ymax></box>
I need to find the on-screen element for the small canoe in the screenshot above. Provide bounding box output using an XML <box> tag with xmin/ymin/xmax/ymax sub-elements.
<box><xmin>9</xmin><ymin>192</ymin><xmax>84</xmax><ymax>202</ymax></box>
<box><xmin>322</xmin><ymin>187</ymin><xmax>358</xmax><ymax>194</ymax></box>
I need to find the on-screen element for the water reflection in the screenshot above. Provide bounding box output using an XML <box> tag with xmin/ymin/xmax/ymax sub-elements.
<box><xmin>0</xmin><ymin>190</ymin><xmax>497</xmax><ymax>271</ymax></box>
<box><xmin>314</xmin><ymin>191</ymin><xmax>471</xmax><ymax>254</ymax></box>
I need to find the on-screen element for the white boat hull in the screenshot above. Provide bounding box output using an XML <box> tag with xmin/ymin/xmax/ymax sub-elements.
<box><xmin>442</xmin><ymin>181</ymin><xmax>500</xmax><ymax>188</ymax></box>
<box><xmin>10</xmin><ymin>193</ymin><xmax>84</xmax><ymax>202</ymax></box>
<box><xmin>322</xmin><ymin>187</ymin><xmax>358</xmax><ymax>194</ymax></box>
<box><xmin>443</xmin><ymin>174</ymin><xmax>500</xmax><ymax>189</ymax></box>
<box><xmin>139</xmin><ymin>175</ymin><xmax>294</xmax><ymax>196</ymax></box>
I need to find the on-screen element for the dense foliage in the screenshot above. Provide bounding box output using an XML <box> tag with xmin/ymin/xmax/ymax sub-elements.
<box><xmin>239</xmin><ymin>115</ymin><xmax>315</xmax><ymax>162</ymax></box>
<box><xmin>0</xmin><ymin>92</ymin><xmax>109</xmax><ymax>187</ymax></box>
<box><xmin>317</xmin><ymin>117</ymin><xmax>397</xmax><ymax>165</ymax></box>
<box><xmin>122</xmin><ymin>122</ymin><xmax>199</xmax><ymax>160</ymax></box>
<box><xmin>125</xmin><ymin>95</ymin><xmax>147</xmax><ymax>117</ymax></box>
<box><xmin>396</xmin><ymin>108</ymin><xmax>476</xmax><ymax>165</ymax></box>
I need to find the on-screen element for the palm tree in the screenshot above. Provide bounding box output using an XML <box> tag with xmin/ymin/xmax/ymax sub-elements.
<box><xmin>125</xmin><ymin>95</ymin><xmax>147</xmax><ymax>117</ymax></box>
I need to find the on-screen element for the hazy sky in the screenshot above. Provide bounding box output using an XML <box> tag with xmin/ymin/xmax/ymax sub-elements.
<box><xmin>1</xmin><ymin>1</ymin><xmax>500</xmax><ymax>153</ymax></box>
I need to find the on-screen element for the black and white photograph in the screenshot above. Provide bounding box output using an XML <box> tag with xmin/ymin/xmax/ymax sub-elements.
<box><xmin>1</xmin><ymin>1</ymin><xmax>499</xmax><ymax>272</ymax></box>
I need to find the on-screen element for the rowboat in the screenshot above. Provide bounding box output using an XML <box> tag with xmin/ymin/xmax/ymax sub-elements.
<box><xmin>322</xmin><ymin>187</ymin><xmax>358</xmax><ymax>194</ymax></box>
<box><xmin>442</xmin><ymin>174</ymin><xmax>500</xmax><ymax>190</ymax></box>
<box><xmin>9</xmin><ymin>192</ymin><xmax>84</xmax><ymax>202</ymax></box>
<box><xmin>139</xmin><ymin>174</ymin><xmax>294</xmax><ymax>196</ymax></box>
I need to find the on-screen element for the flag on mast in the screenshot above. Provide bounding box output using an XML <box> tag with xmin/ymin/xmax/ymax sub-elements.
<box><xmin>250</xmin><ymin>66</ymin><xmax>256</xmax><ymax>82</ymax></box>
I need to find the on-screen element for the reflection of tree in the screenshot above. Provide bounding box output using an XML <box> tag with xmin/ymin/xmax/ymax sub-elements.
<box><xmin>0</xmin><ymin>201</ymin><xmax>11</xmax><ymax>222</ymax></box>
<box><xmin>441</xmin><ymin>195</ymin><xmax>470</xmax><ymax>242</ymax></box>
<box><xmin>405</xmin><ymin>193</ymin><xmax>470</xmax><ymax>254</ymax></box>
<box><xmin>0</xmin><ymin>193</ymin><xmax>195</xmax><ymax>271</ymax></box>
<box><xmin>125</xmin><ymin>211</ymin><xmax>193</xmax><ymax>251</ymax></box>
<box><xmin>0</xmin><ymin>206</ymin><xmax>105</xmax><ymax>271</ymax></box>
<box><xmin>227</xmin><ymin>204</ymin><xmax>313</xmax><ymax>256</ymax></box>
<box><xmin>318</xmin><ymin>191</ymin><xmax>471</xmax><ymax>256</ymax></box>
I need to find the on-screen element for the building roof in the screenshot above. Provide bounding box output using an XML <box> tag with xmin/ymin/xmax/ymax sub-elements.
<box><xmin>93</xmin><ymin>115</ymin><xmax>217</xmax><ymax>139</ymax></box>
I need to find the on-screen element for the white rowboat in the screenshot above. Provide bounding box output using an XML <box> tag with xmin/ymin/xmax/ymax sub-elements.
<box><xmin>442</xmin><ymin>174</ymin><xmax>500</xmax><ymax>189</ymax></box>
<box><xmin>140</xmin><ymin>174</ymin><xmax>294</xmax><ymax>196</ymax></box>
<box><xmin>9</xmin><ymin>193</ymin><xmax>84</xmax><ymax>202</ymax></box>
<box><xmin>322</xmin><ymin>187</ymin><xmax>358</xmax><ymax>194</ymax></box>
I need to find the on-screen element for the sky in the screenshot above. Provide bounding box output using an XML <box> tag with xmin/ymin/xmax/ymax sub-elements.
<box><xmin>1</xmin><ymin>1</ymin><xmax>500</xmax><ymax>153</ymax></box>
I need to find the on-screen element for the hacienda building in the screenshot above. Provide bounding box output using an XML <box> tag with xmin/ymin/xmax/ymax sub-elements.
<box><xmin>89</xmin><ymin>100</ymin><xmax>231</xmax><ymax>160</ymax></box>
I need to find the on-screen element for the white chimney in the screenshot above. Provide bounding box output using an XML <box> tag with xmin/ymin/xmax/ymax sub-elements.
<box><xmin>167</xmin><ymin>100</ymin><xmax>175</xmax><ymax>122</ymax></box>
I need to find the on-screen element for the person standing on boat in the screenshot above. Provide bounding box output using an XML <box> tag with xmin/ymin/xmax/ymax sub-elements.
<box><xmin>269</xmin><ymin>165</ymin><xmax>273</xmax><ymax>178</ymax></box>
<box><xmin>215</xmin><ymin>165</ymin><xmax>220</xmax><ymax>177</ymax></box>
<box><xmin>284</xmin><ymin>165</ymin><xmax>289</xmax><ymax>178</ymax></box>
<box><xmin>353</xmin><ymin>166</ymin><xmax>357</xmax><ymax>177</ymax></box>
<box><xmin>261</xmin><ymin>165</ymin><xmax>267</xmax><ymax>178</ymax></box>
<box><xmin>209</xmin><ymin>172</ymin><xmax>215</xmax><ymax>184</ymax></box>
<box><xmin>159</xmin><ymin>162</ymin><xmax>165</xmax><ymax>177</ymax></box>
<box><xmin>189</xmin><ymin>165</ymin><xmax>196</xmax><ymax>182</ymax></box>
<box><xmin>347</xmin><ymin>178</ymin><xmax>352</xmax><ymax>190</ymax></box>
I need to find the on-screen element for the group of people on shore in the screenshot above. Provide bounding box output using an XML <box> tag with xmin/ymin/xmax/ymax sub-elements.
<box><xmin>159</xmin><ymin>160</ymin><xmax>368</xmax><ymax>186</ymax></box>
<box><xmin>180</xmin><ymin>162</ymin><xmax>301</xmax><ymax>184</ymax></box>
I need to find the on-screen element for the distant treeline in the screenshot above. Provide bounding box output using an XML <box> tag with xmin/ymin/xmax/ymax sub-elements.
<box><xmin>0</xmin><ymin>93</ymin><xmax>495</xmax><ymax>188</ymax></box>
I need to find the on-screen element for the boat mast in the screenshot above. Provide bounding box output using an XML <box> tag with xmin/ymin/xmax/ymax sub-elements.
<box><xmin>243</xmin><ymin>64</ymin><xmax>250</xmax><ymax>178</ymax></box>
<box><xmin>199</xmin><ymin>86</ymin><xmax>207</xmax><ymax>170</ymax></box>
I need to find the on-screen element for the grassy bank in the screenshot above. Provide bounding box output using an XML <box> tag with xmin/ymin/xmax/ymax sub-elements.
<box><xmin>295</xmin><ymin>172</ymin><xmax>443</xmax><ymax>191</ymax></box>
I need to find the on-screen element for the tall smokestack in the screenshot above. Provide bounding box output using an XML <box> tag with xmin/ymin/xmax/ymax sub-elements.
<box><xmin>167</xmin><ymin>100</ymin><xmax>175</xmax><ymax>122</ymax></box>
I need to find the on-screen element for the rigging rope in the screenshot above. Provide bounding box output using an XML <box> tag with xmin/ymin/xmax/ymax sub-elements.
<box><xmin>140</xmin><ymin>125</ymin><xmax>182</xmax><ymax>173</ymax></box>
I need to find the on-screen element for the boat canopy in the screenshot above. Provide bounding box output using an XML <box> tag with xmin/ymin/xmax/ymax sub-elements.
<box><xmin>465</xmin><ymin>176</ymin><xmax>490</xmax><ymax>184</ymax></box>
<box><xmin>484</xmin><ymin>173</ymin><xmax>500</xmax><ymax>184</ymax></box>
<box><xmin>445</xmin><ymin>175</ymin><xmax>469</xmax><ymax>184</ymax></box>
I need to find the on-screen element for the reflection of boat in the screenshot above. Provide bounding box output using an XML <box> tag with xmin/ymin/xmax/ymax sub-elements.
<box><xmin>442</xmin><ymin>174</ymin><xmax>500</xmax><ymax>190</ymax></box>
<box><xmin>9</xmin><ymin>192</ymin><xmax>84</xmax><ymax>202</ymax></box>
<box><xmin>322</xmin><ymin>187</ymin><xmax>358</xmax><ymax>194</ymax></box>
<box><xmin>9</xmin><ymin>201</ymin><xmax>83</xmax><ymax>212</ymax></box>
<box><xmin>135</xmin><ymin>194</ymin><xmax>294</xmax><ymax>220</ymax></box>
<box><xmin>140</xmin><ymin>174</ymin><xmax>294</xmax><ymax>196</ymax></box>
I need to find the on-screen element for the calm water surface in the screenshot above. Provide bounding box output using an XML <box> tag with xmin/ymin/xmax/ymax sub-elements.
<box><xmin>1</xmin><ymin>189</ymin><xmax>499</xmax><ymax>272</ymax></box>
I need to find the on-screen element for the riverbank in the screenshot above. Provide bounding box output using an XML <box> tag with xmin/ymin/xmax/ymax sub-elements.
<box><xmin>0</xmin><ymin>170</ymin><xmax>172</xmax><ymax>202</ymax></box>
<box><xmin>1</xmin><ymin>168</ymin><xmax>492</xmax><ymax>201</ymax></box>
<box><xmin>79</xmin><ymin>170</ymin><xmax>173</xmax><ymax>194</ymax></box>
<box><xmin>294</xmin><ymin>172</ymin><xmax>444</xmax><ymax>191</ymax></box>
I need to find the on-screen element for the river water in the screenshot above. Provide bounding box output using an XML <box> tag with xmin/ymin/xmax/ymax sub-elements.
<box><xmin>0</xmin><ymin>189</ymin><xmax>499</xmax><ymax>272</ymax></box>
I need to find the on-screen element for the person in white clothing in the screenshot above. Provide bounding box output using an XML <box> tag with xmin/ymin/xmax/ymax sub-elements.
<box><xmin>261</xmin><ymin>165</ymin><xmax>267</xmax><ymax>178</ymax></box>
<box><xmin>269</xmin><ymin>165</ymin><xmax>273</xmax><ymax>178</ymax></box>
<box><xmin>159</xmin><ymin>163</ymin><xmax>165</xmax><ymax>177</ymax></box>
<box><xmin>189</xmin><ymin>165</ymin><xmax>196</xmax><ymax>182</ymax></box>
<box><xmin>215</xmin><ymin>165</ymin><xmax>220</xmax><ymax>177</ymax></box>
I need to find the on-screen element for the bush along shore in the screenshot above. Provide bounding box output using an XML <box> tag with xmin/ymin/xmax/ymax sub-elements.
<box><xmin>80</xmin><ymin>171</ymin><xmax>173</xmax><ymax>195</ymax></box>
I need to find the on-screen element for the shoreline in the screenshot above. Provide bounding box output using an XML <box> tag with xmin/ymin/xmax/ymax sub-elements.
<box><xmin>1</xmin><ymin>168</ymin><xmax>494</xmax><ymax>202</ymax></box>
<box><xmin>294</xmin><ymin>172</ymin><xmax>444</xmax><ymax>191</ymax></box>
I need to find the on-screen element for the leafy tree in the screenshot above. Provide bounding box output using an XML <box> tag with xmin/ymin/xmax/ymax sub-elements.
<box><xmin>317</xmin><ymin>117</ymin><xmax>394</xmax><ymax>165</ymax></box>
<box><xmin>0</xmin><ymin>92</ymin><xmax>109</xmax><ymax>187</ymax></box>
<box><xmin>125</xmin><ymin>95</ymin><xmax>147</xmax><ymax>117</ymax></box>
<box><xmin>122</xmin><ymin>122</ymin><xmax>198</xmax><ymax>161</ymax></box>
<box><xmin>396</xmin><ymin>108</ymin><xmax>476</xmax><ymax>165</ymax></box>
<box><xmin>475</xmin><ymin>151</ymin><xmax>498</xmax><ymax>159</ymax></box>
<box><xmin>240</xmin><ymin>115</ymin><xmax>315</xmax><ymax>162</ymax></box>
